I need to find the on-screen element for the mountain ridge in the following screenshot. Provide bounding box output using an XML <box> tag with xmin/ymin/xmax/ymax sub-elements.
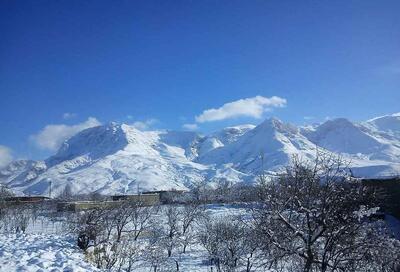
<box><xmin>1</xmin><ymin>114</ymin><xmax>400</xmax><ymax>196</ymax></box>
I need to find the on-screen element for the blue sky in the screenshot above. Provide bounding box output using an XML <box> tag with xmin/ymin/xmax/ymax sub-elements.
<box><xmin>0</xmin><ymin>0</ymin><xmax>399</xmax><ymax>161</ymax></box>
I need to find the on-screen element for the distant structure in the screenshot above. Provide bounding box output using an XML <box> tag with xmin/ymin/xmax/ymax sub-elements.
<box><xmin>57</xmin><ymin>193</ymin><xmax>160</xmax><ymax>212</ymax></box>
<box><xmin>2</xmin><ymin>196</ymin><xmax>51</xmax><ymax>204</ymax></box>
<box><xmin>111</xmin><ymin>193</ymin><xmax>160</xmax><ymax>205</ymax></box>
<box><xmin>142</xmin><ymin>190</ymin><xmax>187</xmax><ymax>203</ymax></box>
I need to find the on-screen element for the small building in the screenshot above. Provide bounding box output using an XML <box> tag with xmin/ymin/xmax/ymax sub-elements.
<box><xmin>111</xmin><ymin>193</ymin><xmax>160</xmax><ymax>206</ymax></box>
<box><xmin>57</xmin><ymin>193</ymin><xmax>160</xmax><ymax>212</ymax></box>
<box><xmin>2</xmin><ymin>196</ymin><xmax>51</xmax><ymax>203</ymax></box>
<box><xmin>142</xmin><ymin>190</ymin><xmax>187</xmax><ymax>204</ymax></box>
<box><xmin>56</xmin><ymin>201</ymin><xmax>115</xmax><ymax>212</ymax></box>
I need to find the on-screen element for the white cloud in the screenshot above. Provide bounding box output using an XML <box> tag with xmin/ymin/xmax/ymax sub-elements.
<box><xmin>0</xmin><ymin>145</ymin><xmax>13</xmax><ymax>168</ymax></box>
<box><xmin>195</xmin><ymin>96</ymin><xmax>287</xmax><ymax>123</ymax></box>
<box><xmin>62</xmin><ymin>112</ymin><xmax>77</xmax><ymax>120</ymax></box>
<box><xmin>182</xmin><ymin>123</ymin><xmax>198</xmax><ymax>131</ymax></box>
<box><xmin>303</xmin><ymin>116</ymin><xmax>314</xmax><ymax>120</ymax></box>
<box><xmin>30</xmin><ymin>117</ymin><xmax>101</xmax><ymax>151</ymax></box>
<box><xmin>131</xmin><ymin>118</ymin><xmax>158</xmax><ymax>131</ymax></box>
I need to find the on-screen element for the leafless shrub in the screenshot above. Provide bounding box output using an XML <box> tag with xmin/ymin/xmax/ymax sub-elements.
<box><xmin>5</xmin><ymin>204</ymin><xmax>35</xmax><ymax>233</ymax></box>
<box><xmin>199</xmin><ymin>215</ymin><xmax>254</xmax><ymax>272</ymax></box>
<box><xmin>69</xmin><ymin>201</ymin><xmax>160</xmax><ymax>270</ymax></box>
<box><xmin>70</xmin><ymin>208</ymin><xmax>108</xmax><ymax>251</ymax></box>
<box><xmin>145</xmin><ymin>223</ymin><xmax>169</xmax><ymax>272</ymax></box>
<box><xmin>0</xmin><ymin>185</ymin><xmax>14</xmax><ymax>231</ymax></box>
<box><xmin>0</xmin><ymin>185</ymin><xmax>14</xmax><ymax>198</ymax></box>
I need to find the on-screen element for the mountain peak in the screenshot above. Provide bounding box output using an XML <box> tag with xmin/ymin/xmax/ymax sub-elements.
<box><xmin>2</xmin><ymin>113</ymin><xmax>400</xmax><ymax>196</ymax></box>
<box><xmin>325</xmin><ymin>117</ymin><xmax>353</xmax><ymax>125</ymax></box>
<box><xmin>257</xmin><ymin>117</ymin><xmax>298</xmax><ymax>135</ymax></box>
<box><xmin>46</xmin><ymin>123</ymin><xmax>129</xmax><ymax>166</ymax></box>
<box><xmin>365</xmin><ymin>113</ymin><xmax>400</xmax><ymax>135</ymax></box>
<box><xmin>304</xmin><ymin>118</ymin><xmax>382</xmax><ymax>155</ymax></box>
<box><xmin>258</xmin><ymin>117</ymin><xmax>282</xmax><ymax>128</ymax></box>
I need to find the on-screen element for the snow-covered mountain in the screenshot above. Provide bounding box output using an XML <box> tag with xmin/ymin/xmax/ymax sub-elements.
<box><xmin>1</xmin><ymin>113</ymin><xmax>400</xmax><ymax>196</ymax></box>
<box><xmin>0</xmin><ymin>160</ymin><xmax>46</xmax><ymax>188</ymax></box>
<box><xmin>195</xmin><ymin>124</ymin><xmax>255</xmax><ymax>156</ymax></box>
<box><xmin>302</xmin><ymin>118</ymin><xmax>400</xmax><ymax>161</ymax></box>
<box><xmin>365</xmin><ymin>113</ymin><xmax>400</xmax><ymax>137</ymax></box>
<box><xmin>301</xmin><ymin>115</ymin><xmax>400</xmax><ymax>177</ymax></box>
<box><xmin>198</xmin><ymin>118</ymin><xmax>319</xmax><ymax>173</ymax></box>
<box><xmin>1</xmin><ymin>124</ymin><xmax>212</xmax><ymax>196</ymax></box>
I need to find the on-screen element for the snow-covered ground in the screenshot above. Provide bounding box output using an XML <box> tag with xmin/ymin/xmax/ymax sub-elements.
<box><xmin>0</xmin><ymin>233</ymin><xmax>98</xmax><ymax>272</ymax></box>
<box><xmin>1</xmin><ymin>203</ymin><xmax>398</xmax><ymax>271</ymax></box>
<box><xmin>0</xmin><ymin>204</ymin><xmax>249</xmax><ymax>272</ymax></box>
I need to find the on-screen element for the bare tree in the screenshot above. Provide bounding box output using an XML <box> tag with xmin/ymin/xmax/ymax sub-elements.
<box><xmin>199</xmin><ymin>215</ymin><xmax>250</xmax><ymax>272</ymax></box>
<box><xmin>129</xmin><ymin>202</ymin><xmax>157</xmax><ymax>241</ymax></box>
<box><xmin>254</xmin><ymin>152</ymin><xmax>400</xmax><ymax>272</ymax></box>
<box><xmin>0</xmin><ymin>184</ymin><xmax>14</xmax><ymax>198</ymax></box>
<box><xmin>69</xmin><ymin>201</ymin><xmax>161</xmax><ymax>270</ymax></box>
<box><xmin>8</xmin><ymin>204</ymin><xmax>35</xmax><ymax>233</ymax></box>
<box><xmin>215</xmin><ymin>178</ymin><xmax>233</xmax><ymax>202</ymax></box>
<box><xmin>241</xmin><ymin>220</ymin><xmax>261</xmax><ymax>272</ymax></box>
<box><xmin>145</xmin><ymin>223</ymin><xmax>168</xmax><ymax>272</ymax></box>
<box><xmin>116</xmin><ymin>238</ymin><xmax>141</xmax><ymax>272</ymax></box>
<box><xmin>70</xmin><ymin>208</ymin><xmax>108</xmax><ymax>251</ymax></box>
<box><xmin>0</xmin><ymin>185</ymin><xmax>14</xmax><ymax>231</ymax></box>
<box><xmin>192</xmin><ymin>179</ymin><xmax>210</xmax><ymax>204</ymax></box>
<box><xmin>91</xmin><ymin>241</ymin><xmax>120</xmax><ymax>270</ymax></box>
<box><xmin>180</xmin><ymin>202</ymin><xmax>204</xmax><ymax>253</ymax></box>
<box><xmin>60</xmin><ymin>184</ymin><xmax>73</xmax><ymax>200</ymax></box>
<box><xmin>112</xmin><ymin>202</ymin><xmax>134</xmax><ymax>242</ymax></box>
<box><xmin>164</xmin><ymin>205</ymin><xmax>181</xmax><ymax>258</ymax></box>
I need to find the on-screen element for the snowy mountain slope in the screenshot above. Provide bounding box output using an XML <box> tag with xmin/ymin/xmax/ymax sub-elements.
<box><xmin>1</xmin><ymin>114</ymin><xmax>400</xmax><ymax>196</ymax></box>
<box><xmin>158</xmin><ymin>130</ymin><xmax>202</xmax><ymax>159</ymax></box>
<box><xmin>365</xmin><ymin>113</ymin><xmax>400</xmax><ymax>135</ymax></box>
<box><xmin>194</xmin><ymin>124</ymin><xmax>255</xmax><ymax>157</ymax></box>
<box><xmin>303</xmin><ymin>118</ymin><xmax>381</xmax><ymax>154</ymax></box>
<box><xmin>2</xmin><ymin>124</ymin><xmax>212</xmax><ymax>196</ymax></box>
<box><xmin>303</xmin><ymin>118</ymin><xmax>400</xmax><ymax>162</ymax></box>
<box><xmin>46</xmin><ymin>123</ymin><xmax>129</xmax><ymax>167</ymax></box>
<box><xmin>363</xmin><ymin>113</ymin><xmax>400</xmax><ymax>146</ymax></box>
<box><xmin>198</xmin><ymin>118</ymin><xmax>320</xmax><ymax>174</ymax></box>
<box><xmin>208</xmin><ymin>125</ymin><xmax>256</xmax><ymax>146</ymax></box>
<box><xmin>0</xmin><ymin>160</ymin><xmax>46</xmax><ymax>188</ymax></box>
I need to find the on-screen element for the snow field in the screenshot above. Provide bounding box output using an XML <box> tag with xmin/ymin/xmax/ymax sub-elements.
<box><xmin>0</xmin><ymin>233</ymin><xmax>98</xmax><ymax>272</ymax></box>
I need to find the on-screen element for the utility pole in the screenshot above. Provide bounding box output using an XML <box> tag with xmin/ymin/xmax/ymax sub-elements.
<box><xmin>260</xmin><ymin>150</ymin><xmax>265</xmax><ymax>173</ymax></box>
<box><xmin>49</xmin><ymin>180</ymin><xmax>52</xmax><ymax>198</ymax></box>
<box><xmin>136</xmin><ymin>180</ymin><xmax>141</xmax><ymax>203</ymax></box>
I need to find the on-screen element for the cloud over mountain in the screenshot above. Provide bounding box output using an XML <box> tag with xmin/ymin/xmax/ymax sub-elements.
<box><xmin>131</xmin><ymin>118</ymin><xmax>158</xmax><ymax>131</ymax></box>
<box><xmin>195</xmin><ymin>96</ymin><xmax>286</xmax><ymax>123</ymax></box>
<box><xmin>30</xmin><ymin>117</ymin><xmax>101</xmax><ymax>151</ymax></box>
<box><xmin>0</xmin><ymin>145</ymin><xmax>13</xmax><ymax>169</ymax></box>
<box><xmin>182</xmin><ymin>123</ymin><xmax>198</xmax><ymax>131</ymax></box>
